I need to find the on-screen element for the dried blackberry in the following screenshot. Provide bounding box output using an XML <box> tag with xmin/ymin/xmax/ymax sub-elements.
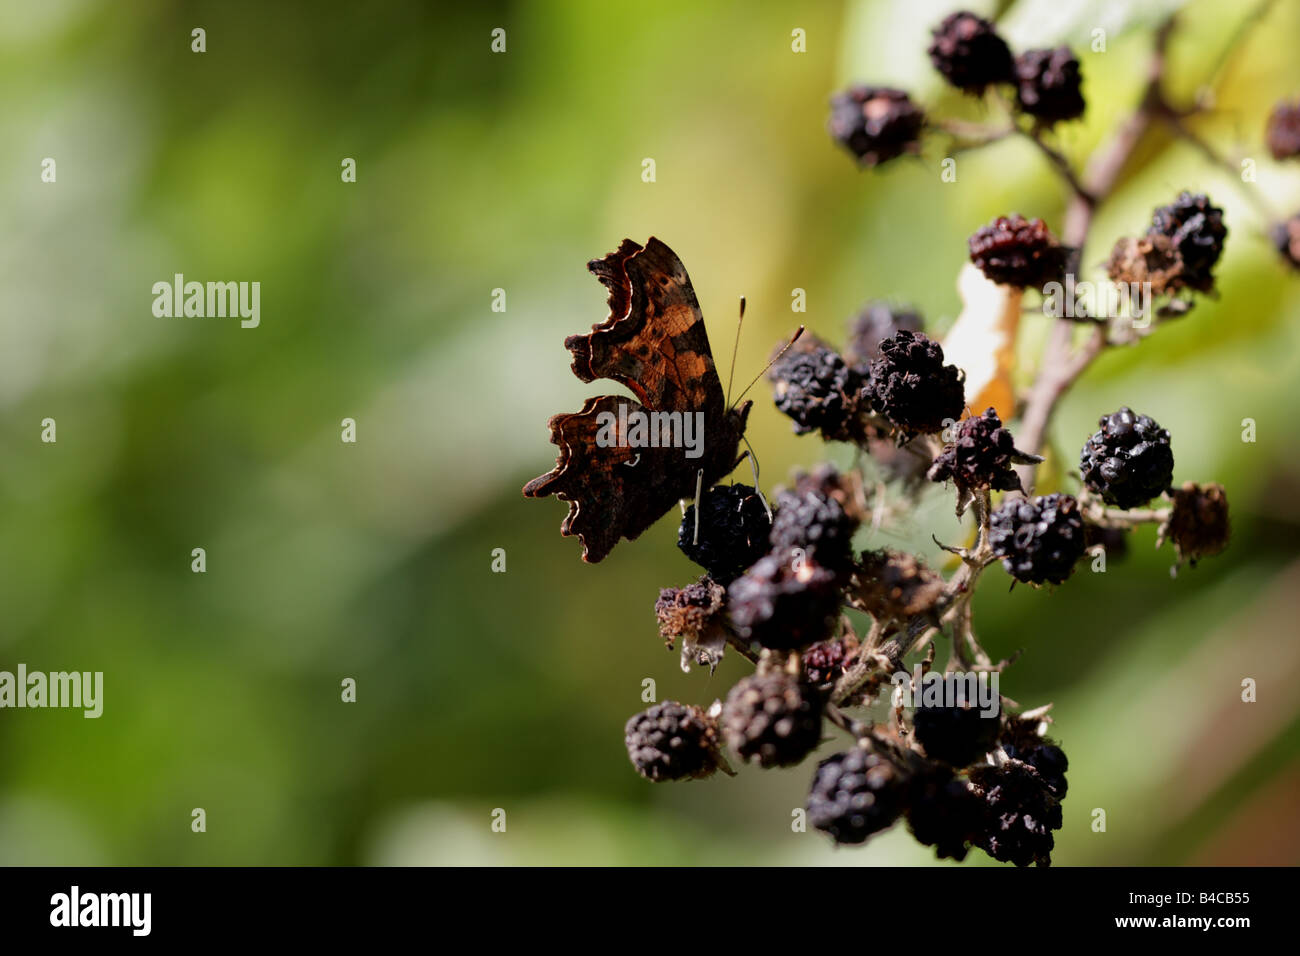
<box><xmin>769</xmin><ymin>466</ymin><xmax>860</xmax><ymax>573</ymax></box>
<box><xmin>1106</xmin><ymin>232</ymin><xmax>1185</xmax><ymax>298</ymax></box>
<box><xmin>927</xmin><ymin>408</ymin><xmax>1034</xmax><ymax>501</ymax></box>
<box><xmin>844</xmin><ymin>302</ymin><xmax>924</xmax><ymax>368</ymax></box>
<box><xmin>1272</xmin><ymin>213</ymin><xmax>1300</xmax><ymax>270</ymax></box>
<box><xmin>802</xmin><ymin>639</ymin><xmax>848</xmax><ymax>687</ymax></box>
<box><xmin>913</xmin><ymin>701</ymin><xmax>1000</xmax><ymax>768</ymax></box>
<box><xmin>727</xmin><ymin>549</ymin><xmax>840</xmax><ymax>650</ymax></box>
<box><xmin>807</xmin><ymin>746</ymin><xmax>909</xmax><ymax>845</ymax></box>
<box><xmin>989</xmin><ymin>493</ymin><xmax>1087</xmax><ymax>585</ymax></box>
<box><xmin>678</xmin><ymin>484</ymin><xmax>772</xmax><ymax>585</ymax></box>
<box><xmin>1162</xmin><ymin>481</ymin><xmax>1230</xmax><ymax>568</ymax></box>
<box><xmin>655</xmin><ymin>576</ymin><xmax>730</xmax><ymax>671</ymax></box>
<box><xmin>1079</xmin><ymin>407</ymin><xmax>1174</xmax><ymax>509</ymax></box>
<box><xmin>1266</xmin><ymin>99</ymin><xmax>1300</xmax><ymax>160</ymax></box>
<box><xmin>1014</xmin><ymin>47</ymin><xmax>1085</xmax><ymax>124</ymax></box>
<box><xmin>864</xmin><ymin>330</ymin><xmax>965</xmax><ymax>437</ymax></box>
<box><xmin>852</xmin><ymin>549</ymin><xmax>944</xmax><ymax>622</ymax></box>
<box><xmin>969</xmin><ymin>214</ymin><xmax>1070</xmax><ymax>289</ymax></box>
<box><xmin>927</xmin><ymin>11</ymin><xmax>1015</xmax><ymax>94</ymax></box>
<box><xmin>970</xmin><ymin>757</ymin><xmax>1065</xmax><ymax>866</ymax></box>
<box><xmin>828</xmin><ymin>86</ymin><xmax>924</xmax><ymax>167</ymax></box>
<box><xmin>1149</xmin><ymin>192</ymin><xmax>1227</xmax><ymax>293</ymax></box>
<box><xmin>769</xmin><ymin>343</ymin><xmax>867</xmax><ymax>441</ymax></box>
<box><xmin>624</xmin><ymin>701</ymin><xmax>724</xmax><ymax>782</ymax></box>
<box><xmin>722</xmin><ymin>673</ymin><xmax>824</xmax><ymax>769</ymax></box>
<box><xmin>907</xmin><ymin>768</ymin><xmax>984</xmax><ymax>861</ymax></box>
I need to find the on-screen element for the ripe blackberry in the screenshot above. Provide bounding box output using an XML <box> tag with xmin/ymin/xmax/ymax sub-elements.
<box><xmin>1272</xmin><ymin>213</ymin><xmax>1300</xmax><ymax>271</ymax></box>
<box><xmin>969</xmin><ymin>214</ymin><xmax>1070</xmax><ymax>289</ymax></box>
<box><xmin>722</xmin><ymin>673</ymin><xmax>824</xmax><ymax>769</ymax></box>
<box><xmin>678</xmin><ymin>484</ymin><xmax>773</xmax><ymax>585</ymax></box>
<box><xmin>802</xmin><ymin>639</ymin><xmax>848</xmax><ymax>687</ymax></box>
<box><xmin>624</xmin><ymin>701</ymin><xmax>724</xmax><ymax>782</ymax></box>
<box><xmin>828</xmin><ymin>86</ymin><xmax>924</xmax><ymax>167</ymax></box>
<box><xmin>970</xmin><ymin>758</ymin><xmax>1065</xmax><ymax>867</ymax></box>
<box><xmin>727</xmin><ymin>549</ymin><xmax>840</xmax><ymax>650</ymax></box>
<box><xmin>864</xmin><ymin>330</ymin><xmax>965</xmax><ymax>437</ymax></box>
<box><xmin>927</xmin><ymin>407</ymin><xmax>1032</xmax><ymax>496</ymax></box>
<box><xmin>1163</xmin><ymin>481</ymin><xmax>1230</xmax><ymax>567</ymax></box>
<box><xmin>906</xmin><ymin>767</ymin><xmax>984</xmax><ymax>861</ymax></box>
<box><xmin>852</xmin><ymin>549</ymin><xmax>945</xmax><ymax>622</ymax></box>
<box><xmin>1014</xmin><ymin>47</ymin><xmax>1085</xmax><ymax>124</ymax></box>
<box><xmin>769</xmin><ymin>466</ymin><xmax>860</xmax><ymax>573</ymax></box>
<box><xmin>989</xmin><ymin>493</ymin><xmax>1087</xmax><ymax>585</ymax></box>
<box><xmin>655</xmin><ymin>576</ymin><xmax>729</xmax><ymax>671</ymax></box>
<box><xmin>1266</xmin><ymin>99</ymin><xmax>1300</xmax><ymax>160</ymax></box>
<box><xmin>844</xmin><ymin>301</ymin><xmax>924</xmax><ymax>367</ymax></box>
<box><xmin>1149</xmin><ymin>192</ymin><xmax>1227</xmax><ymax>292</ymax></box>
<box><xmin>1079</xmin><ymin>407</ymin><xmax>1174</xmax><ymax>509</ymax></box>
<box><xmin>1003</xmin><ymin>741</ymin><xmax>1069</xmax><ymax>798</ymax></box>
<box><xmin>913</xmin><ymin>701</ymin><xmax>1000</xmax><ymax>768</ymax></box>
<box><xmin>769</xmin><ymin>342</ymin><xmax>867</xmax><ymax>441</ymax></box>
<box><xmin>807</xmin><ymin>746</ymin><xmax>909</xmax><ymax>845</ymax></box>
<box><xmin>927</xmin><ymin>11</ymin><xmax>1015</xmax><ymax>94</ymax></box>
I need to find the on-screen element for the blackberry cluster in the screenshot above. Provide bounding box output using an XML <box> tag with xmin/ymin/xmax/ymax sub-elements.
<box><xmin>1267</xmin><ymin>99</ymin><xmax>1300</xmax><ymax>160</ymax></box>
<box><xmin>927</xmin><ymin>11</ymin><xmax>1015</xmax><ymax>94</ymax></box>
<box><xmin>727</xmin><ymin>549</ymin><xmax>840</xmax><ymax>650</ymax></box>
<box><xmin>927</xmin><ymin>407</ymin><xmax>1029</xmax><ymax>495</ymax></box>
<box><xmin>768</xmin><ymin>466</ymin><xmax>860</xmax><ymax>573</ymax></box>
<box><xmin>853</xmin><ymin>549</ymin><xmax>945</xmax><ymax>622</ymax></box>
<box><xmin>769</xmin><ymin>342</ymin><xmax>867</xmax><ymax>441</ymax></box>
<box><xmin>913</xmin><ymin>701</ymin><xmax>1000</xmax><ymax>768</ymax></box>
<box><xmin>1149</xmin><ymin>192</ymin><xmax>1227</xmax><ymax>293</ymax></box>
<box><xmin>827</xmin><ymin>86</ymin><xmax>924</xmax><ymax>167</ymax></box>
<box><xmin>1014</xmin><ymin>47</ymin><xmax>1085</xmax><ymax>124</ymax></box>
<box><xmin>864</xmin><ymin>330</ymin><xmax>965</xmax><ymax>436</ymax></box>
<box><xmin>1079</xmin><ymin>407</ymin><xmax>1174</xmax><ymax>509</ymax></box>
<box><xmin>844</xmin><ymin>302</ymin><xmax>924</xmax><ymax>367</ymax></box>
<box><xmin>969</xmin><ymin>757</ymin><xmax>1065</xmax><ymax>867</ymax></box>
<box><xmin>989</xmin><ymin>493</ymin><xmax>1087</xmax><ymax>585</ymax></box>
<box><xmin>1164</xmin><ymin>481</ymin><xmax>1230</xmax><ymax>567</ymax></box>
<box><xmin>624</xmin><ymin>701</ymin><xmax>723</xmax><ymax>782</ymax></box>
<box><xmin>722</xmin><ymin>673</ymin><xmax>824</xmax><ymax>769</ymax></box>
<box><xmin>802</xmin><ymin>639</ymin><xmax>848</xmax><ymax>687</ymax></box>
<box><xmin>969</xmin><ymin>214</ymin><xmax>1070</xmax><ymax>289</ymax></box>
<box><xmin>906</xmin><ymin>768</ymin><xmax>985</xmax><ymax>861</ymax></box>
<box><xmin>807</xmin><ymin>745</ymin><xmax>910</xmax><ymax>844</ymax></box>
<box><xmin>677</xmin><ymin>484</ymin><xmax>773</xmax><ymax>584</ymax></box>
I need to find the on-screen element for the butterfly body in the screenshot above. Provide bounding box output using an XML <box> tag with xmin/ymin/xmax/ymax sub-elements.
<box><xmin>524</xmin><ymin>238</ymin><xmax>749</xmax><ymax>563</ymax></box>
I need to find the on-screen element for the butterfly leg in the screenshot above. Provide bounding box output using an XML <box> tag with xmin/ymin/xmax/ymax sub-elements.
<box><xmin>738</xmin><ymin>442</ymin><xmax>773</xmax><ymax>521</ymax></box>
<box><xmin>692</xmin><ymin>468</ymin><xmax>703</xmax><ymax>545</ymax></box>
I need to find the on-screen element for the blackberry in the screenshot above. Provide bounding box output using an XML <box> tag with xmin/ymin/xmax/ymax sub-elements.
<box><xmin>913</xmin><ymin>701</ymin><xmax>1000</xmax><ymax>768</ymax></box>
<box><xmin>807</xmin><ymin>746</ymin><xmax>909</xmax><ymax>845</ymax></box>
<box><xmin>970</xmin><ymin>758</ymin><xmax>1065</xmax><ymax>867</ymax></box>
<box><xmin>1272</xmin><ymin>213</ymin><xmax>1300</xmax><ymax>271</ymax></box>
<box><xmin>769</xmin><ymin>466</ymin><xmax>860</xmax><ymax>572</ymax></box>
<box><xmin>989</xmin><ymin>493</ymin><xmax>1087</xmax><ymax>585</ymax></box>
<box><xmin>852</xmin><ymin>549</ymin><xmax>945</xmax><ymax>622</ymax></box>
<box><xmin>1149</xmin><ymin>192</ymin><xmax>1227</xmax><ymax>292</ymax></box>
<box><xmin>1003</xmin><ymin>741</ymin><xmax>1069</xmax><ymax>798</ymax></box>
<box><xmin>927</xmin><ymin>407</ymin><xmax>1031</xmax><ymax>496</ymax></box>
<box><xmin>844</xmin><ymin>301</ymin><xmax>924</xmax><ymax>367</ymax></box>
<box><xmin>1013</xmin><ymin>47</ymin><xmax>1085</xmax><ymax>124</ymax></box>
<box><xmin>1163</xmin><ymin>481</ymin><xmax>1230</xmax><ymax>567</ymax></box>
<box><xmin>927</xmin><ymin>11</ymin><xmax>1015</xmax><ymax>94</ymax></box>
<box><xmin>864</xmin><ymin>330</ymin><xmax>965</xmax><ymax>437</ymax></box>
<box><xmin>1266</xmin><ymin>99</ymin><xmax>1300</xmax><ymax>160</ymax></box>
<box><xmin>969</xmin><ymin>214</ymin><xmax>1070</xmax><ymax>289</ymax></box>
<box><xmin>802</xmin><ymin>639</ymin><xmax>848</xmax><ymax>687</ymax></box>
<box><xmin>1079</xmin><ymin>407</ymin><xmax>1174</xmax><ymax>509</ymax></box>
<box><xmin>906</xmin><ymin>768</ymin><xmax>984</xmax><ymax>861</ymax></box>
<box><xmin>624</xmin><ymin>701</ymin><xmax>724</xmax><ymax>782</ymax></box>
<box><xmin>678</xmin><ymin>484</ymin><xmax>773</xmax><ymax>584</ymax></box>
<box><xmin>655</xmin><ymin>576</ymin><xmax>729</xmax><ymax>671</ymax></box>
<box><xmin>727</xmin><ymin>549</ymin><xmax>840</xmax><ymax>650</ymax></box>
<box><xmin>1106</xmin><ymin>232</ymin><xmax>1185</xmax><ymax>298</ymax></box>
<box><xmin>828</xmin><ymin>86</ymin><xmax>924</xmax><ymax>167</ymax></box>
<box><xmin>722</xmin><ymin>673</ymin><xmax>824</xmax><ymax>768</ymax></box>
<box><xmin>769</xmin><ymin>342</ymin><xmax>867</xmax><ymax>441</ymax></box>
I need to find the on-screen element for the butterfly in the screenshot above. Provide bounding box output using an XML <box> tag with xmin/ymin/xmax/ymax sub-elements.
<box><xmin>523</xmin><ymin>238</ymin><xmax>751</xmax><ymax>562</ymax></box>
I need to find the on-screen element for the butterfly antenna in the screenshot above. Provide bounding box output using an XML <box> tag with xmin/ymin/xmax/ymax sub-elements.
<box><xmin>724</xmin><ymin>296</ymin><xmax>746</xmax><ymax>410</ymax></box>
<box><xmin>732</xmin><ymin>326</ymin><xmax>805</xmax><ymax>409</ymax></box>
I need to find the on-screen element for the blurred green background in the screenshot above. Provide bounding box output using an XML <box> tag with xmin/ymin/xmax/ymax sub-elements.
<box><xmin>1</xmin><ymin>0</ymin><xmax>1298</xmax><ymax>865</ymax></box>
